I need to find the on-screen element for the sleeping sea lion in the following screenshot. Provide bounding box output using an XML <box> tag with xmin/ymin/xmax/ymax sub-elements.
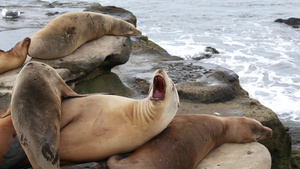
<box><xmin>107</xmin><ymin>114</ymin><xmax>272</xmax><ymax>169</ymax></box>
<box><xmin>28</xmin><ymin>12</ymin><xmax>141</xmax><ymax>59</ymax></box>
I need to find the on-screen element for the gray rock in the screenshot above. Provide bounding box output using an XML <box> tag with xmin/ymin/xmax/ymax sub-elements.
<box><xmin>275</xmin><ymin>18</ymin><xmax>300</xmax><ymax>28</ymax></box>
<box><xmin>196</xmin><ymin>142</ymin><xmax>272</xmax><ymax>169</ymax></box>
<box><xmin>84</xmin><ymin>5</ymin><xmax>138</xmax><ymax>27</ymax></box>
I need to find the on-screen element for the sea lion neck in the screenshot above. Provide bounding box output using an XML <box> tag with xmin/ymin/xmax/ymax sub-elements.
<box><xmin>132</xmin><ymin>98</ymin><xmax>163</xmax><ymax>127</ymax></box>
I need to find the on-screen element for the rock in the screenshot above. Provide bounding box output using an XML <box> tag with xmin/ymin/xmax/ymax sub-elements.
<box><xmin>130</xmin><ymin>36</ymin><xmax>181</xmax><ymax>60</ymax></box>
<box><xmin>45</xmin><ymin>11</ymin><xmax>59</xmax><ymax>16</ymax></box>
<box><xmin>163</xmin><ymin>62</ymin><xmax>239</xmax><ymax>103</ymax></box>
<box><xmin>73</xmin><ymin>72</ymin><xmax>135</xmax><ymax>97</ymax></box>
<box><xmin>205</xmin><ymin>46</ymin><xmax>219</xmax><ymax>54</ymax></box>
<box><xmin>43</xmin><ymin>1</ymin><xmax>93</xmax><ymax>9</ymax></box>
<box><xmin>0</xmin><ymin>36</ymin><xmax>131</xmax><ymax>110</ymax></box>
<box><xmin>84</xmin><ymin>5</ymin><xmax>138</xmax><ymax>27</ymax></box>
<box><xmin>196</xmin><ymin>142</ymin><xmax>272</xmax><ymax>169</ymax></box>
<box><xmin>291</xmin><ymin>149</ymin><xmax>300</xmax><ymax>169</ymax></box>
<box><xmin>275</xmin><ymin>18</ymin><xmax>300</xmax><ymax>28</ymax></box>
<box><xmin>186</xmin><ymin>46</ymin><xmax>220</xmax><ymax>60</ymax></box>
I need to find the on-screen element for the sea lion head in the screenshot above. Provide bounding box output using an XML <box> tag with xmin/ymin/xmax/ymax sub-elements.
<box><xmin>149</xmin><ymin>69</ymin><xmax>180</xmax><ymax>112</ymax></box>
<box><xmin>18</xmin><ymin>61</ymin><xmax>80</xmax><ymax>98</ymax></box>
<box><xmin>111</xmin><ymin>19</ymin><xmax>141</xmax><ymax>36</ymax></box>
<box><xmin>251</xmin><ymin>119</ymin><xmax>273</xmax><ymax>141</ymax></box>
<box><xmin>12</xmin><ymin>37</ymin><xmax>31</xmax><ymax>57</ymax></box>
<box><xmin>230</xmin><ymin>117</ymin><xmax>273</xmax><ymax>143</ymax></box>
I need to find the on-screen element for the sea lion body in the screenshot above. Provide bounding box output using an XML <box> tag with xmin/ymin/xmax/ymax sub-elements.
<box><xmin>59</xmin><ymin>69</ymin><xmax>179</xmax><ymax>162</ymax></box>
<box><xmin>28</xmin><ymin>12</ymin><xmax>141</xmax><ymax>59</ymax></box>
<box><xmin>0</xmin><ymin>115</ymin><xmax>15</xmax><ymax>163</ymax></box>
<box><xmin>10</xmin><ymin>61</ymin><xmax>83</xmax><ymax>169</ymax></box>
<box><xmin>107</xmin><ymin>114</ymin><xmax>272</xmax><ymax>169</ymax></box>
<box><xmin>0</xmin><ymin>38</ymin><xmax>30</xmax><ymax>74</ymax></box>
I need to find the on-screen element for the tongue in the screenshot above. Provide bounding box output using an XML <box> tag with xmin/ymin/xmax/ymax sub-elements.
<box><xmin>152</xmin><ymin>76</ymin><xmax>165</xmax><ymax>100</ymax></box>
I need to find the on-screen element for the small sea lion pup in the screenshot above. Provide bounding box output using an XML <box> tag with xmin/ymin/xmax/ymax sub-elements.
<box><xmin>107</xmin><ymin>114</ymin><xmax>273</xmax><ymax>169</ymax></box>
<box><xmin>28</xmin><ymin>11</ymin><xmax>141</xmax><ymax>59</ymax></box>
<box><xmin>59</xmin><ymin>69</ymin><xmax>179</xmax><ymax>162</ymax></box>
<box><xmin>0</xmin><ymin>37</ymin><xmax>30</xmax><ymax>74</ymax></box>
<box><xmin>10</xmin><ymin>61</ymin><xmax>84</xmax><ymax>169</ymax></box>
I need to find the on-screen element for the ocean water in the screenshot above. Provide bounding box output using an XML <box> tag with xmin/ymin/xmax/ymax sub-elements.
<box><xmin>0</xmin><ymin>0</ymin><xmax>299</xmax><ymax>123</ymax></box>
<box><xmin>97</xmin><ymin>0</ymin><xmax>300</xmax><ymax>122</ymax></box>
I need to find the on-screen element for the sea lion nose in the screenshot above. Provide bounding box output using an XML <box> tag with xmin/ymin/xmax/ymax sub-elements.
<box><xmin>158</xmin><ymin>69</ymin><xmax>162</xmax><ymax>73</ymax></box>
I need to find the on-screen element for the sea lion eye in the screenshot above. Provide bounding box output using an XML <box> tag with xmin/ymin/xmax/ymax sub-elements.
<box><xmin>129</xmin><ymin>27</ymin><xmax>132</xmax><ymax>31</ymax></box>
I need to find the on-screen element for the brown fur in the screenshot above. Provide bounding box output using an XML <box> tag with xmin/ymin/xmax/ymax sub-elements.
<box><xmin>28</xmin><ymin>12</ymin><xmax>141</xmax><ymax>59</ymax></box>
<box><xmin>10</xmin><ymin>61</ymin><xmax>84</xmax><ymax>169</ymax></box>
<box><xmin>0</xmin><ymin>38</ymin><xmax>30</xmax><ymax>74</ymax></box>
<box><xmin>107</xmin><ymin>114</ymin><xmax>272</xmax><ymax>169</ymax></box>
<box><xmin>0</xmin><ymin>115</ymin><xmax>15</xmax><ymax>163</ymax></box>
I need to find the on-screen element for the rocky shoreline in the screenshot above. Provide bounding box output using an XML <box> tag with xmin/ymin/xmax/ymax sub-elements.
<box><xmin>0</xmin><ymin>2</ymin><xmax>299</xmax><ymax>169</ymax></box>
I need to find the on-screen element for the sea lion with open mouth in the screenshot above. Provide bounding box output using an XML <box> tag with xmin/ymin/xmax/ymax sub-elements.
<box><xmin>59</xmin><ymin>69</ymin><xmax>179</xmax><ymax>162</ymax></box>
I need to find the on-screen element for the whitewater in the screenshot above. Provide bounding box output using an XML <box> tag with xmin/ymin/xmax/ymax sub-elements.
<box><xmin>99</xmin><ymin>0</ymin><xmax>300</xmax><ymax>123</ymax></box>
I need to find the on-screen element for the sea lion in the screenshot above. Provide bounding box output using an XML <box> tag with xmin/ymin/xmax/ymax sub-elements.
<box><xmin>10</xmin><ymin>61</ymin><xmax>83</xmax><ymax>169</ymax></box>
<box><xmin>0</xmin><ymin>37</ymin><xmax>30</xmax><ymax>74</ymax></box>
<box><xmin>0</xmin><ymin>115</ymin><xmax>15</xmax><ymax>163</ymax></box>
<box><xmin>107</xmin><ymin>114</ymin><xmax>273</xmax><ymax>169</ymax></box>
<box><xmin>28</xmin><ymin>11</ymin><xmax>141</xmax><ymax>59</ymax></box>
<box><xmin>58</xmin><ymin>69</ymin><xmax>179</xmax><ymax>162</ymax></box>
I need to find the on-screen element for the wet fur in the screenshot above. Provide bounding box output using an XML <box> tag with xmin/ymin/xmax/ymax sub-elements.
<box><xmin>10</xmin><ymin>61</ymin><xmax>84</xmax><ymax>169</ymax></box>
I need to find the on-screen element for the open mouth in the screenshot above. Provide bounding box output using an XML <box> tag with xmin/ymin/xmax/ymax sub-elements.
<box><xmin>150</xmin><ymin>75</ymin><xmax>165</xmax><ymax>101</ymax></box>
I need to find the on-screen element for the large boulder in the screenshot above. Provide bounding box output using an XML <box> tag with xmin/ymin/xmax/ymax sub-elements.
<box><xmin>196</xmin><ymin>142</ymin><xmax>272</xmax><ymax>169</ymax></box>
